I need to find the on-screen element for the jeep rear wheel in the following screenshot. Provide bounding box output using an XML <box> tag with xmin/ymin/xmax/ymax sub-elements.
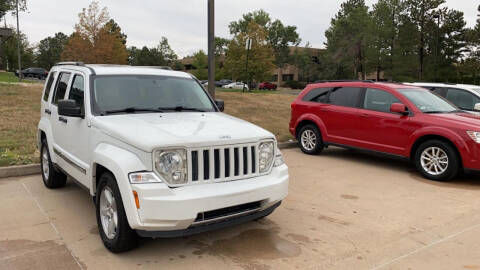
<box><xmin>96</xmin><ymin>172</ymin><xmax>138</xmax><ymax>253</ymax></box>
<box><xmin>298</xmin><ymin>124</ymin><xmax>323</xmax><ymax>155</ymax></box>
<box><xmin>40</xmin><ymin>139</ymin><xmax>67</xmax><ymax>189</ymax></box>
<box><xmin>414</xmin><ymin>140</ymin><xmax>459</xmax><ymax>181</ymax></box>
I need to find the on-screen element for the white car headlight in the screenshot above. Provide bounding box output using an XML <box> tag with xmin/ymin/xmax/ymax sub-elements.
<box><xmin>154</xmin><ymin>149</ymin><xmax>187</xmax><ymax>185</ymax></box>
<box><xmin>129</xmin><ymin>172</ymin><xmax>162</xmax><ymax>184</ymax></box>
<box><xmin>258</xmin><ymin>141</ymin><xmax>275</xmax><ymax>173</ymax></box>
<box><xmin>467</xmin><ymin>131</ymin><xmax>480</xmax><ymax>143</ymax></box>
<box><xmin>273</xmin><ymin>149</ymin><xmax>285</xmax><ymax>167</ymax></box>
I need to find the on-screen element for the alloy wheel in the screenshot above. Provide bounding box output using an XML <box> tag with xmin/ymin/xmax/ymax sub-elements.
<box><xmin>420</xmin><ymin>147</ymin><xmax>449</xmax><ymax>176</ymax></box>
<box><xmin>100</xmin><ymin>186</ymin><xmax>118</xmax><ymax>240</ymax></box>
<box><xmin>301</xmin><ymin>129</ymin><xmax>317</xmax><ymax>151</ymax></box>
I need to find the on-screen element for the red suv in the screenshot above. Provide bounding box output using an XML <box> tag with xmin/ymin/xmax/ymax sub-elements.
<box><xmin>259</xmin><ymin>82</ymin><xmax>277</xmax><ymax>90</ymax></box>
<box><xmin>290</xmin><ymin>81</ymin><xmax>480</xmax><ymax>181</ymax></box>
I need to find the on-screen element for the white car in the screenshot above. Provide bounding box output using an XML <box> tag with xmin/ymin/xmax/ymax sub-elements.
<box><xmin>405</xmin><ymin>82</ymin><xmax>480</xmax><ymax>112</ymax></box>
<box><xmin>222</xmin><ymin>82</ymin><xmax>249</xmax><ymax>90</ymax></box>
<box><xmin>37</xmin><ymin>62</ymin><xmax>289</xmax><ymax>253</ymax></box>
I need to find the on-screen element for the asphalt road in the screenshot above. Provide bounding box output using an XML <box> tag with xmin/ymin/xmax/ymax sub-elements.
<box><xmin>2</xmin><ymin>147</ymin><xmax>480</xmax><ymax>269</ymax></box>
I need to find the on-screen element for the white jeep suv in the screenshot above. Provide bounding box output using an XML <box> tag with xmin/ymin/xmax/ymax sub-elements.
<box><xmin>37</xmin><ymin>62</ymin><xmax>289</xmax><ymax>252</ymax></box>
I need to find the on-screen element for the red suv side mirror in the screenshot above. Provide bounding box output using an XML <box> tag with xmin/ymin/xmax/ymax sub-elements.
<box><xmin>390</xmin><ymin>103</ymin><xmax>408</xmax><ymax>115</ymax></box>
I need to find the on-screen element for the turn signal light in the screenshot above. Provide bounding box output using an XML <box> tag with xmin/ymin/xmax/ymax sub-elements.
<box><xmin>133</xmin><ymin>191</ymin><xmax>140</xmax><ymax>209</ymax></box>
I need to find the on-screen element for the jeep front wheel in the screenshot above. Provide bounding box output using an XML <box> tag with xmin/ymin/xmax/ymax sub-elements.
<box><xmin>96</xmin><ymin>172</ymin><xmax>138</xmax><ymax>253</ymax></box>
<box><xmin>40</xmin><ymin>139</ymin><xmax>67</xmax><ymax>189</ymax></box>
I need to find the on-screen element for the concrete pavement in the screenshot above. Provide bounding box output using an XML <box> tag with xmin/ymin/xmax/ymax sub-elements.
<box><xmin>2</xmin><ymin>147</ymin><xmax>480</xmax><ymax>269</ymax></box>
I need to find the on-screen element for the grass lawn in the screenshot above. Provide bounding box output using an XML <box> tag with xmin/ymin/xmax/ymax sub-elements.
<box><xmin>0</xmin><ymin>72</ymin><xmax>36</xmax><ymax>83</ymax></box>
<box><xmin>0</xmin><ymin>83</ymin><xmax>295</xmax><ymax>166</ymax></box>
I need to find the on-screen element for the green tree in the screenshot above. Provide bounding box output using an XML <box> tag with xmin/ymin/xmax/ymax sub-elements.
<box><xmin>325</xmin><ymin>0</ymin><xmax>372</xmax><ymax>79</ymax></box>
<box><xmin>0</xmin><ymin>0</ymin><xmax>26</xmax><ymax>20</ymax></box>
<box><xmin>229</xmin><ymin>10</ymin><xmax>300</xmax><ymax>81</ymax></box>
<box><xmin>191</xmin><ymin>50</ymin><xmax>208</xmax><ymax>80</ymax></box>
<box><xmin>36</xmin><ymin>32</ymin><xmax>68</xmax><ymax>69</ymax></box>
<box><xmin>105</xmin><ymin>19</ymin><xmax>127</xmax><ymax>45</ymax></box>
<box><xmin>404</xmin><ymin>0</ymin><xmax>445</xmax><ymax>80</ymax></box>
<box><xmin>128</xmin><ymin>37</ymin><xmax>178</xmax><ymax>67</ymax></box>
<box><xmin>1</xmin><ymin>31</ymin><xmax>34</xmax><ymax>70</ymax></box>
<box><xmin>224</xmin><ymin>21</ymin><xmax>275</xmax><ymax>83</ymax></box>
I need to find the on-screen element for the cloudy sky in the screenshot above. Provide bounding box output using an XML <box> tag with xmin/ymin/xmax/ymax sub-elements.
<box><xmin>5</xmin><ymin>0</ymin><xmax>479</xmax><ymax>57</ymax></box>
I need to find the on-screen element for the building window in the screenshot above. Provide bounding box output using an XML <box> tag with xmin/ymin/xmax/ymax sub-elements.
<box><xmin>282</xmin><ymin>74</ymin><xmax>294</xmax><ymax>81</ymax></box>
<box><xmin>272</xmin><ymin>75</ymin><xmax>278</xmax><ymax>82</ymax></box>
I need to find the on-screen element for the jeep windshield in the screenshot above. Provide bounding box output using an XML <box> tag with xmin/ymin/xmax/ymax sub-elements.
<box><xmin>397</xmin><ymin>88</ymin><xmax>460</xmax><ymax>114</ymax></box>
<box><xmin>92</xmin><ymin>75</ymin><xmax>216</xmax><ymax>115</ymax></box>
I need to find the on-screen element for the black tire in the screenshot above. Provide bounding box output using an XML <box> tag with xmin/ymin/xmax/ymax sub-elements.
<box><xmin>297</xmin><ymin>124</ymin><xmax>323</xmax><ymax>155</ymax></box>
<box><xmin>414</xmin><ymin>140</ymin><xmax>459</xmax><ymax>181</ymax></box>
<box><xmin>40</xmin><ymin>139</ymin><xmax>67</xmax><ymax>189</ymax></box>
<box><xmin>96</xmin><ymin>172</ymin><xmax>138</xmax><ymax>253</ymax></box>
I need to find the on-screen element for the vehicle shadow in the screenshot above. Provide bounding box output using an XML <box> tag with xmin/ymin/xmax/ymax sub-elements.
<box><xmin>319</xmin><ymin>147</ymin><xmax>480</xmax><ymax>190</ymax></box>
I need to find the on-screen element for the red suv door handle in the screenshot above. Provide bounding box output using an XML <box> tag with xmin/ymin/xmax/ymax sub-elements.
<box><xmin>319</xmin><ymin>108</ymin><xmax>329</xmax><ymax>112</ymax></box>
<box><xmin>360</xmin><ymin>113</ymin><xmax>369</xmax><ymax>118</ymax></box>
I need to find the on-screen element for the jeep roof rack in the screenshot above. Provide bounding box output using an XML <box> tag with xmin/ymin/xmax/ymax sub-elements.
<box><xmin>54</xmin><ymin>62</ymin><xmax>96</xmax><ymax>75</ymax></box>
<box><xmin>138</xmin><ymin>66</ymin><xmax>173</xmax><ymax>71</ymax></box>
<box><xmin>314</xmin><ymin>80</ymin><xmax>375</xmax><ymax>83</ymax></box>
<box><xmin>55</xmin><ymin>62</ymin><xmax>85</xmax><ymax>66</ymax></box>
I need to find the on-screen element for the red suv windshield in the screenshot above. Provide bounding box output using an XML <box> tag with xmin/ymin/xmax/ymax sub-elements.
<box><xmin>397</xmin><ymin>88</ymin><xmax>458</xmax><ymax>113</ymax></box>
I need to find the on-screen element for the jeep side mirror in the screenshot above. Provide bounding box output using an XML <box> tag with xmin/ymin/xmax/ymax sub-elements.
<box><xmin>390</xmin><ymin>103</ymin><xmax>408</xmax><ymax>115</ymax></box>
<box><xmin>215</xmin><ymin>99</ymin><xmax>224</xmax><ymax>112</ymax></box>
<box><xmin>58</xmin><ymin>99</ymin><xmax>83</xmax><ymax>118</ymax></box>
<box><xmin>474</xmin><ymin>103</ymin><xmax>480</xmax><ymax>111</ymax></box>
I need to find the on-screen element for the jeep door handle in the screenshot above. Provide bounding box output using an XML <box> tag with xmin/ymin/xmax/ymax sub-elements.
<box><xmin>44</xmin><ymin>109</ymin><xmax>51</xmax><ymax>115</ymax></box>
<box><xmin>360</xmin><ymin>113</ymin><xmax>369</xmax><ymax>118</ymax></box>
<box><xmin>58</xmin><ymin>116</ymin><xmax>68</xmax><ymax>123</ymax></box>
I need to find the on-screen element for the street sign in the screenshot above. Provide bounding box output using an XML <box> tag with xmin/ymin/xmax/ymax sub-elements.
<box><xmin>246</xmin><ymin>38</ymin><xmax>252</xmax><ymax>50</ymax></box>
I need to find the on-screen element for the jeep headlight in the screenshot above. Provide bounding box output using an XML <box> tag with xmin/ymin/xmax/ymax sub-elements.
<box><xmin>258</xmin><ymin>141</ymin><xmax>275</xmax><ymax>173</ymax></box>
<box><xmin>154</xmin><ymin>149</ymin><xmax>187</xmax><ymax>185</ymax></box>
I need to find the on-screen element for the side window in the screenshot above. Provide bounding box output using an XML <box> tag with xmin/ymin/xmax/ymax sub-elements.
<box><xmin>53</xmin><ymin>72</ymin><xmax>71</xmax><ymax>105</ymax></box>
<box><xmin>446</xmin><ymin>88</ymin><xmax>480</xmax><ymax>111</ymax></box>
<box><xmin>68</xmin><ymin>75</ymin><xmax>85</xmax><ymax>109</ymax></box>
<box><xmin>431</xmin><ymin>87</ymin><xmax>447</xmax><ymax>97</ymax></box>
<box><xmin>328</xmin><ymin>87</ymin><xmax>363</xmax><ymax>108</ymax></box>
<box><xmin>43</xmin><ymin>72</ymin><xmax>56</xmax><ymax>102</ymax></box>
<box><xmin>302</xmin><ymin>87</ymin><xmax>331</xmax><ymax>103</ymax></box>
<box><xmin>363</xmin><ymin>88</ymin><xmax>400</xmax><ymax>113</ymax></box>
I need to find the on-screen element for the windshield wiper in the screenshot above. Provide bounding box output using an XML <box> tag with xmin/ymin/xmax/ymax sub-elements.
<box><xmin>424</xmin><ymin>111</ymin><xmax>448</xmax><ymax>114</ymax></box>
<box><xmin>104</xmin><ymin>107</ymin><xmax>164</xmax><ymax>115</ymax></box>
<box><xmin>158</xmin><ymin>106</ymin><xmax>206</xmax><ymax>112</ymax></box>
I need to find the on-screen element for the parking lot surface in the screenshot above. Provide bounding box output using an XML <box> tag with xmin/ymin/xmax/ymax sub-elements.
<box><xmin>2</xmin><ymin>147</ymin><xmax>480</xmax><ymax>269</ymax></box>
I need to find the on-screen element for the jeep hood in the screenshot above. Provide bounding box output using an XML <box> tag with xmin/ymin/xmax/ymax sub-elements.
<box><xmin>91</xmin><ymin>112</ymin><xmax>275</xmax><ymax>152</ymax></box>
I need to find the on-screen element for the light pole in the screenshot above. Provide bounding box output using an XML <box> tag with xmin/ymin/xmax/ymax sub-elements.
<box><xmin>433</xmin><ymin>13</ymin><xmax>440</xmax><ymax>82</ymax></box>
<box><xmin>243</xmin><ymin>38</ymin><xmax>252</xmax><ymax>92</ymax></box>
<box><xmin>207</xmin><ymin>0</ymin><xmax>215</xmax><ymax>99</ymax></box>
<box><xmin>16</xmin><ymin>0</ymin><xmax>21</xmax><ymax>81</ymax></box>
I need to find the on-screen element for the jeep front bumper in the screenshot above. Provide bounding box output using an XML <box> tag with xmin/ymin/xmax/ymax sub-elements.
<box><xmin>129</xmin><ymin>164</ymin><xmax>289</xmax><ymax>234</ymax></box>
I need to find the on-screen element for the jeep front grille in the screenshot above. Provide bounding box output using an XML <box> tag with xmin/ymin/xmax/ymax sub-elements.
<box><xmin>188</xmin><ymin>143</ymin><xmax>259</xmax><ymax>183</ymax></box>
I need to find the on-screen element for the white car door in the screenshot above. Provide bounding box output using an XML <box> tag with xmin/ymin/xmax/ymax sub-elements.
<box><xmin>50</xmin><ymin>71</ymin><xmax>90</xmax><ymax>186</ymax></box>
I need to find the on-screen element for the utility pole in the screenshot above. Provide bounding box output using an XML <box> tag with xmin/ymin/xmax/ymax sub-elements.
<box><xmin>243</xmin><ymin>38</ymin><xmax>252</xmax><ymax>92</ymax></box>
<box><xmin>433</xmin><ymin>13</ymin><xmax>440</xmax><ymax>82</ymax></box>
<box><xmin>16</xmin><ymin>0</ymin><xmax>22</xmax><ymax>81</ymax></box>
<box><xmin>207</xmin><ymin>0</ymin><xmax>215</xmax><ymax>99</ymax></box>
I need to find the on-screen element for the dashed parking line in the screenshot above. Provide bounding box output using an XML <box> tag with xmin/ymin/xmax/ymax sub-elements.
<box><xmin>370</xmin><ymin>222</ymin><xmax>480</xmax><ymax>270</ymax></box>
<box><xmin>21</xmin><ymin>182</ymin><xmax>85</xmax><ymax>270</ymax></box>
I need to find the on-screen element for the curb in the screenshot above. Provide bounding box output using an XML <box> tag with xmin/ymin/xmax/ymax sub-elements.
<box><xmin>0</xmin><ymin>164</ymin><xmax>41</xmax><ymax>179</ymax></box>
<box><xmin>0</xmin><ymin>141</ymin><xmax>299</xmax><ymax>179</ymax></box>
<box><xmin>278</xmin><ymin>141</ymin><xmax>298</xmax><ymax>149</ymax></box>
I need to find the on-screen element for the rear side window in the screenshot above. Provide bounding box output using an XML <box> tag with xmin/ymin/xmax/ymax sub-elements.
<box><xmin>43</xmin><ymin>72</ymin><xmax>56</xmax><ymax>102</ymax></box>
<box><xmin>431</xmin><ymin>87</ymin><xmax>447</xmax><ymax>97</ymax></box>
<box><xmin>363</xmin><ymin>88</ymin><xmax>400</xmax><ymax>113</ymax></box>
<box><xmin>302</xmin><ymin>87</ymin><xmax>331</xmax><ymax>103</ymax></box>
<box><xmin>328</xmin><ymin>87</ymin><xmax>363</xmax><ymax>108</ymax></box>
<box><xmin>68</xmin><ymin>75</ymin><xmax>85</xmax><ymax>109</ymax></box>
<box><xmin>53</xmin><ymin>72</ymin><xmax>71</xmax><ymax>105</ymax></box>
<box><xmin>446</xmin><ymin>88</ymin><xmax>480</xmax><ymax>111</ymax></box>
